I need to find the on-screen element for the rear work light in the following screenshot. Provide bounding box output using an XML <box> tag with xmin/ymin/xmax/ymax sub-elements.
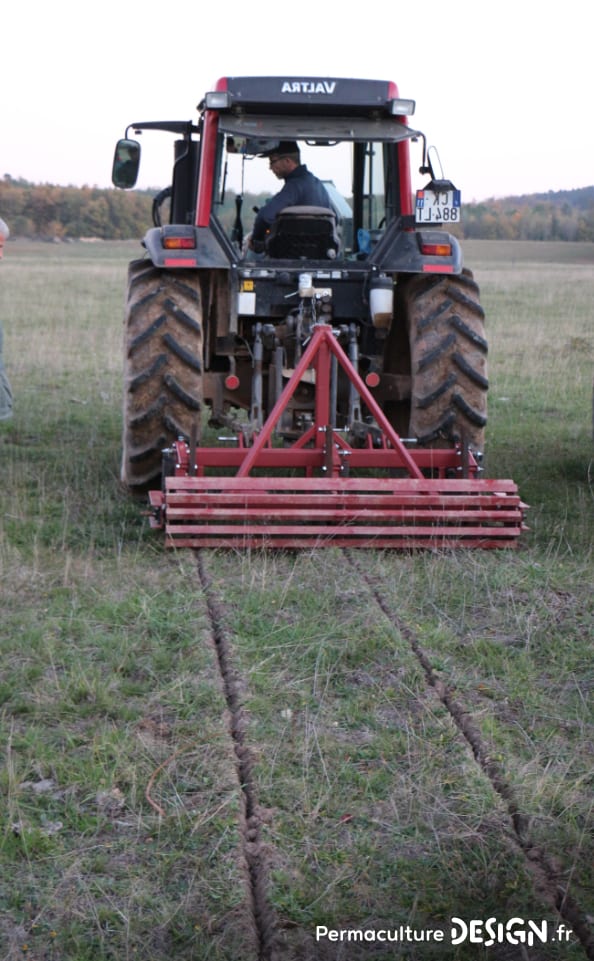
<box><xmin>205</xmin><ymin>91</ymin><xmax>233</xmax><ymax>109</ymax></box>
<box><xmin>162</xmin><ymin>236</ymin><xmax>197</xmax><ymax>250</ymax></box>
<box><xmin>420</xmin><ymin>240</ymin><xmax>452</xmax><ymax>257</ymax></box>
<box><xmin>388</xmin><ymin>98</ymin><xmax>415</xmax><ymax>116</ymax></box>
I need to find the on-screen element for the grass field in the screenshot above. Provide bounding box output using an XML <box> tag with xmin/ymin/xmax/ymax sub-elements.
<box><xmin>0</xmin><ymin>239</ymin><xmax>593</xmax><ymax>960</ymax></box>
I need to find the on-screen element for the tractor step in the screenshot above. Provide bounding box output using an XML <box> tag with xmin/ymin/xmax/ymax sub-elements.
<box><xmin>149</xmin><ymin>476</ymin><xmax>527</xmax><ymax>549</ymax></box>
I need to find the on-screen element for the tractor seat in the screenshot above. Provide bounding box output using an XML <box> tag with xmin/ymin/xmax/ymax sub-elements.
<box><xmin>265</xmin><ymin>206</ymin><xmax>340</xmax><ymax>260</ymax></box>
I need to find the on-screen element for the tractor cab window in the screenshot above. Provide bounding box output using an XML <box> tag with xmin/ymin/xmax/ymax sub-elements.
<box><xmin>207</xmin><ymin>109</ymin><xmax>418</xmax><ymax>259</ymax></box>
<box><xmin>210</xmin><ymin>131</ymin><xmax>408</xmax><ymax>260</ymax></box>
<box><xmin>360</xmin><ymin>142</ymin><xmax>387</xmax><ymax>230</ymax></box>
<box><xmin>212</xmin><ymin>133</ymin><xmax>354</xmax><ymax>258</ymax></box>
<box><xmin>352</xmin><ymin>141</ymin><xmax>401</xmax><ymax>254</ymax></box>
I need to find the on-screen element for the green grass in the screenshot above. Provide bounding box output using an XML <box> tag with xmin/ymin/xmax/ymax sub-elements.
<box><xmin>0</xmin><ymin>239</ymin><xmax>593</xmax><ymax>959</ymax></box>
<box><xmin>208</xmin><ymin>550</ymin><xmax>592</xmax><ymax>958</ymax></box>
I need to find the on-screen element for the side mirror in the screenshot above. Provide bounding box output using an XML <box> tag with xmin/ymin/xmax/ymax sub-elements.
<box><xmin>112</xmin><ymin>138</ymin><xmax>141</xmax><ymax>188</ymax></box>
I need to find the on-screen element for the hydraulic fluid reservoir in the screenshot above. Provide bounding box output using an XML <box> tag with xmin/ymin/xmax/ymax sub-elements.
<box><xmin>369</xmin><ymin>275</ymin><xmax>393</xmax><ymax>330</ymax></box>
<box><xmin>298</xmin><ymin>273</ymin><xmax>314</xmax><ymax>297</ymax></box>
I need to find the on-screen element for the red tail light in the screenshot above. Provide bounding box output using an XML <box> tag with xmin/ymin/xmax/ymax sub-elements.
<box><xmin>420</xmin><ymin>240</ymin><xmax>452</xmax><ymax>257</ymax></box>
<box><xmin>163</xmin><ymin>236</ymin><xmax>196</xmax><ymax>250</ymax></box>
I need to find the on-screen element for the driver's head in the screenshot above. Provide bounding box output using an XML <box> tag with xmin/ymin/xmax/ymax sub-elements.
<box><xmin>263</xmin><ymin>141</ymin><xmax>300</xmax><ymax>179</ymax></box>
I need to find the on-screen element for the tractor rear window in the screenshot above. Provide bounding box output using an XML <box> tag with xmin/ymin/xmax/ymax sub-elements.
<box><xmin>212</xmin><ymin>135</ymin><xmax>407</xmax><ymax>259</ymax></box>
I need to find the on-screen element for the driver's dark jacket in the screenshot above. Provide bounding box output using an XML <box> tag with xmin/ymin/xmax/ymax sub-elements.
<box><xmin>252</xmin><ymin>164</ymin><xmax>331</xmax><ymax>244</ymax></box>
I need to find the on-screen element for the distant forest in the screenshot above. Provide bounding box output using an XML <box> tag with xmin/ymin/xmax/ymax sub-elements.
<box><xmin>2</xmin><ymin>174</ymin><xmax>594</xmax><ymax>242</ymax></box>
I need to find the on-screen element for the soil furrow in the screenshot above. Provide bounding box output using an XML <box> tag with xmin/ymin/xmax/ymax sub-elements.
<box><xmin>196</xmin><ymin>551</ymin><xmax>280</xmax><ymax>961</ymax></box>
<box><xmin>350</xmin><ymin>555</ymin><xmax>594</xmax><ymax>960</ymax></box>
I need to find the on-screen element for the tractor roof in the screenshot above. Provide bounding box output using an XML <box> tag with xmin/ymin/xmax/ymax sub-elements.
<box><xmin>206</xmin><ymin>77</ymin><xmax>419</xmax><ymax>146</ymax></box>
<box><xmin>209</xmin><ymin>76</ymin><xmax>415</xmax><ymax>119</ymax></box>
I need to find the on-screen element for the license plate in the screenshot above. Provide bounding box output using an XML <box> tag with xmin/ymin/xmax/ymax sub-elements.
<box><xmin>415</xmin><ymin>187</ymin><xmax>461</xmax><ymax>224</ymax></box>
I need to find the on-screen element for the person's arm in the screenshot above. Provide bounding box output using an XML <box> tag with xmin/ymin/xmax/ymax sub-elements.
<box><xmin>252</xmin><ymin>179</ymin><xmax>300</xmax><ymax>243</ymax></box>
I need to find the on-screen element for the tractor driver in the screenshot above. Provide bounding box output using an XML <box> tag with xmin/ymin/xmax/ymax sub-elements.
<box><xmin>247</xmin><ymin>141</ymin><xmax>331</xmax><ymax>253</ymax></box>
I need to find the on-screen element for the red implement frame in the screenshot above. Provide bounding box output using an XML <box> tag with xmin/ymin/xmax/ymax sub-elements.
<box><xmin>149</xmin><ymin>325</ymin><xmax>527</xmax><ymax>549</ymax></box>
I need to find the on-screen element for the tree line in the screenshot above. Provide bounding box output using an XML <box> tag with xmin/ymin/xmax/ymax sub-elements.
<box><xmin>0</xmin><ymin>175</ymin><xmax>154</xmax><ymax>240</ymax></box>
<box><xmin>3</xmin><ymin>173</ymin><xmax>594</xmax><ymax>242</ymax></box>
<box><xmin>456</xmin><ymin>186</ymin><xmax>594</xmax><ymax>242</ymax></box>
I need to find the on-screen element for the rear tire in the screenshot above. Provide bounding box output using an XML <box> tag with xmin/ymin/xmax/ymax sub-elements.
<box><xmin>404</xmin><ymin>269</ymin><xmax>488</xmax><ymax>453</ymax></box>
<box><xmin>121</xmin><ymin>260</ymin><xmax>203</xmax><ymax>491</ymax></box>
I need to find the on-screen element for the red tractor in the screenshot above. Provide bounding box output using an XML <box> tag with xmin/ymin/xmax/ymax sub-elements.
<box><xmin>113</xmin><ymin>76</ymin><xmax>524</xmax><ymax>547</ymax></box>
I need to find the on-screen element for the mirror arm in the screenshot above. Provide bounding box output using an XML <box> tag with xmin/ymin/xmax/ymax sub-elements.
<box><xmin>418</xmin><ymin>134</ymin><xmax>435</xmax><ymax>179</ymax></box>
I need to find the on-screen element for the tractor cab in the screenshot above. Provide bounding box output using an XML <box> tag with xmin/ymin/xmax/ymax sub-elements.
<box><xmin>113</xmin><ymin>77</ymin><xmax>462</xmax><ymax>270</ymax></box>
<box><xmin>205</xmin><ymin>77</ymin><xmax>418</xmax><ymax>260</ymax></box>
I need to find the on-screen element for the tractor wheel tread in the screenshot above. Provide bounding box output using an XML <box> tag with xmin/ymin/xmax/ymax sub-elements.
<box><xmin>410</xmin><ymin>275</ymin><xmax>444</xmax><ymax>302</ymax></box>
<box><xmin>445</xmin><ymin>285</ymin><xmax>485</xmax><ymax>319</ymax></box>
<box><xmin>162</xmin><ymin>297</ymin><xmax>202</xmax><ymax>333</ymax></box>
<box><xmin>416</xmin><ymin>333</ymin><xmax>457</xmax><ymax>371</ymax></box>
<box><xmin>128</xmin><ymin>437</ymin><xmax>168</xmax><ymax>465</ymax></box>
<box><xmin>415</xmin><ymin>412</ymin><xmax>457</xmax><ymax>445</ymax></box>
<box><xmin>452</xmin><ymin>351</ymin><xmax>489</xmax><ymax>388</ymax></box>
<box><xmin>162</xmin><ymin>332</ymin><xmax>203</xmax><ymax>372</ymax></box>
<box><xmin>397</xmin><ymin>269</ymin><xmax>488</xmax><ymax>455</ymax></box>
<box><xmin>449</xmin><ymin>314</ymin><xmax>489</xmax><ymax>351</ymax></box>
<box><xmin>129</xmin><ymin>314</ymin><xmax>167</xmax><ymax>352</ymax></box>
<box><xmin>416</xmin><ymin>298</ymin><xmax>454</xmax><ymax>335</ymax></box>
<box><xmin>121</xmin><ymin>261</ymin><xmax>203</xmax><ymax>490</ymax></box>
<box><xmin>452</xmin><ymin>392</ymin><xmax>488</xmax><ymax>427</ymax></box>
<box><xmin>129</xmin><ymin>396</ymin><xmax>167</xmax><ymax>428</ymax></box>
<box><xmin>447</xmin><ymin>269</ymin><xmax>481</xmax><ymax>296</ymax></box>
<box><xmin>129</xmin><ymin>289</ymin><xmax>164</xmax><ymax>317</ymax></box>
<box><xmin>162</xmin><ymin>413</ymin><xmax>192</xmax><ymax>438</ymax></box>
<box><xmin>414</xmin><ymin>372</ymin><xmax>457</xmax><ymax>409</ymax></box>
<box><xmin>129</xmin><ymin>354</ymin><xmax>168</xmax><ymax>392</ymax></box>
<box><xmin>163</xmin><ymin>372</ymin><xmax>201</xmax><ymax>410</ymax></box>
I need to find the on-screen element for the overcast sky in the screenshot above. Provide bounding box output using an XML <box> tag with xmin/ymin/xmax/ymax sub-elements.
<box><xmin>2</xmin><ymin>0</ymin><xmax>590</xmax><ymax>202</ymax></box>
